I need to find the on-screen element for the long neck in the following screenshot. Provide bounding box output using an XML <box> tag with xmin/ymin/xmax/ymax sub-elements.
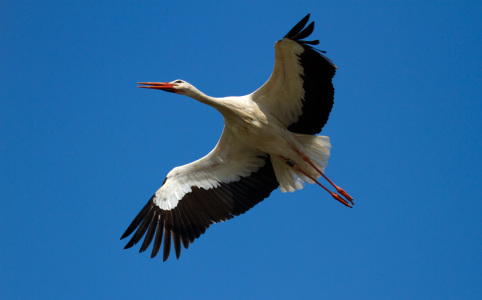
<box><xmin>186</xmin><ymin>85</ymin><xmax>246</xmax><ymax>120</ymax></box>
<box><xmin>187</xmin><ymin>86</ymin><xmax>225</xmax><ymax>111</ymax></box>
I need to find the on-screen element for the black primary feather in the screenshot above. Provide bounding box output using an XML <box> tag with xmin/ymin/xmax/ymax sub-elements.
<box><xmin>284</xmin><ymin>14</ymin><xmax>311</xmax><ymax>39</ymax></box>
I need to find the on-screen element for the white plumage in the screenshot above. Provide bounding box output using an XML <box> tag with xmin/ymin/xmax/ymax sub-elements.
<box><xmin>121</xmin><ymin>14</ymin><xmax>353</xmax><ymax>261</ymax></box>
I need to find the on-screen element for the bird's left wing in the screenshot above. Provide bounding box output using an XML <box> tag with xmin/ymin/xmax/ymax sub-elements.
<box><xmin>121</xmin><ymin>128</ymin><xmax>279</xmax><ymax>261</ymax></box>
<box><xmin>251</xmin><ymin>14</ymin><xmax>337</xmax><ymax>135</ymax></box>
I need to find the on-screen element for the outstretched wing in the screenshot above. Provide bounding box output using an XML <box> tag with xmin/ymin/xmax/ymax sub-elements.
<box><xmin>251</xmin><ymin>14</ymin><xmax>337</xmax><ymax>135</ymax></box>
<box><xmin>121</xmin><ymin>128</ymin><xmax>279</xmax><ymax>261</ymax></box>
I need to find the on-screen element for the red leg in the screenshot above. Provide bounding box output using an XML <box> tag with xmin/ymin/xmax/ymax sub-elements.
<box><xmin>295</xmin><ymin>150</ymin><xmax>354</xmax><ymax>205</ymax></box>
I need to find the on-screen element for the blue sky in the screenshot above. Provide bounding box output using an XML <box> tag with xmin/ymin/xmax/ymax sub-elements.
<box><xmin>2</xmin><ymin>1</ymin><xmax>481</xmax><ymax>299</ymax></box>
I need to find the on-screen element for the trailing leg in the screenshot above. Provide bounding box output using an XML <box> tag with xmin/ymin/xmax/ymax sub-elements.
<box><xmin>279</xmin><ymin>156</ymin><xmax>352</xmax><ymax>208</ymax></box>
<box><xmin>293</xmin><ymin>148</ymin><xmax>354</xmax><ymax>205</ymax></box>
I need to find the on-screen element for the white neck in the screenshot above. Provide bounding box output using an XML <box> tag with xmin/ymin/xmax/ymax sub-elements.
<box><xmin>185</xmin><ymin>86</ymin><xmax>226</xmax><ymax>111</ymax></box>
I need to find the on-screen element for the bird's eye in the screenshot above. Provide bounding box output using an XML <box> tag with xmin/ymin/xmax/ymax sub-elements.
<box><xmin>174</xmin><ymin>80</ymin><xmax>183</xmax><ymax>84</ymax></box>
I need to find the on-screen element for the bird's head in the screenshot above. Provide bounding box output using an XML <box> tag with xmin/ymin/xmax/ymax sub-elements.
<box><xmin>138</xmin><ymin>80</ymin><xmax>195</xmax><ymax>96</ymax></box>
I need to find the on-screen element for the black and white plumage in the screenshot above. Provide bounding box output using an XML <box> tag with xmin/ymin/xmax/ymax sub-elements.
<box><xmin>121</xmin><ymin>14</ymin><xmax>353</xmax><ymax>261</ymax></box>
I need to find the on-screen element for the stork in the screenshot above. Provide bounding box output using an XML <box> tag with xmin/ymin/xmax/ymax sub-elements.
<box><xmin>121</xmin><ymin>14</ymin><xmax>353</xmax><ymax>261</ymax></box>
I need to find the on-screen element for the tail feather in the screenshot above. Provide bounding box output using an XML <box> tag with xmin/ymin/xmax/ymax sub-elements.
<box><xmin>294</xmin><ymin>134</ymin><xmax>331</xmax><ymax>173</ymax></box>
<box><xmin>271</xmin><ymin>135</ymin><xmax>331</xmax><ymax>193</ymax></box>
<box><xmin>272</xmin><ymin>158</ymin><xmax>304</xmax><ymax>192</ymax></box>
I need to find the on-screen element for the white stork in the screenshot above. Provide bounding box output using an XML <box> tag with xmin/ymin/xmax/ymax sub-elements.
<box><xmin>121</xmin><ymin>14</ymin><xmax>353</xmax><ymax>261</ymax></box>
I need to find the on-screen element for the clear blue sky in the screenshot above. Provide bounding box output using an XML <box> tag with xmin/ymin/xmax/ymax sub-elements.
<box><xmin>2</xmin><ymin>1</ymin><xmax>481</xmax><ymax>299</ymax></box>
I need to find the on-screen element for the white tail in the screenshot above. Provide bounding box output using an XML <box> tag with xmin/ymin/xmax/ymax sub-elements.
<box><xmin>271</xmin><ymin>135</ymin><xmax>331</xmax><ymax>193</ymax></box>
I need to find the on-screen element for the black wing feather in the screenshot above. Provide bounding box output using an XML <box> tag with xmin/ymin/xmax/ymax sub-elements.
<box><xmin>121</xmin><ymin>198</ymin><xmax>153</xmax><ymax>240</ymax></box>
<box><xmin>139</xmin><ymin>212</ymin><xmax>157</xmax><ymax>252</ymax></box>
<box><xmin>288</xmin><ymin>46</ymin><xmax>336</xmax><ymax>134</ymax></box>
<box><xmin>292</xmin><ymin>21</ymin><xmax>314</xmax><ymax>41</ymax></box>
<box><xmin>162</xmin><ymin>224</ymin><xmax>171</xmax><ymax>261</ymax></box>
<box><xmin>171</xmin><ymin>211</ymin><xmax>182</xmax><ymax>259</ymax></box>
<box><xmin>176</xmin><ymin>203</ymin><xmax>196</xmax><ymax>243</ymax></box>
<box><xmin>284</xmin><ymin>14</ymin><xmax>311</xmax><ymax>39</ymax></box>
<box><xmin>150</xmin><ymin>217</ymin><xmax>163</xmax><ymax>258</ymax></box>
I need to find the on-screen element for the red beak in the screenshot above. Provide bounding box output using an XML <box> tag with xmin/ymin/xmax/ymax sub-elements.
<box><xmin>137</xmin><ymin>82</ymin><xmax>177</xmax><ymax>93</ymax></box>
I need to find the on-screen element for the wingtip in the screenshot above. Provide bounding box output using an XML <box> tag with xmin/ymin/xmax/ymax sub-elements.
<box><xmin>124</xmin><ymin>242</ymin><xmax>134</xmax><ymax>249</ymax></box>
<box><xmin>284</xmin><ymin>14</ymin><xmax>312</xmax><ymax>39</ymax></box>
<box><xmin>120</xmin><ymin>230</ymin><xmax>131</xmax><ymax>240</ymax></box>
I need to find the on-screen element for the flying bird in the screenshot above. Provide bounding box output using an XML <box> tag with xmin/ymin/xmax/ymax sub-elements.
<box><xmin>121</xmin><ymin>14</ymin><xmax>353</xmax><ymax>261</ymax></box>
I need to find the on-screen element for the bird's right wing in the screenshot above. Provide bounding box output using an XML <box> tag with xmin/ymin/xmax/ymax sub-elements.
<box><xmin>121</xmin><ymin>127</ymin><xmax>279</xmax><ymax>261</ymax></box>
<box><xmin>251</xmin><ymin>14</ymin><xmax>337</xmax><ymax>135</ymax></box>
